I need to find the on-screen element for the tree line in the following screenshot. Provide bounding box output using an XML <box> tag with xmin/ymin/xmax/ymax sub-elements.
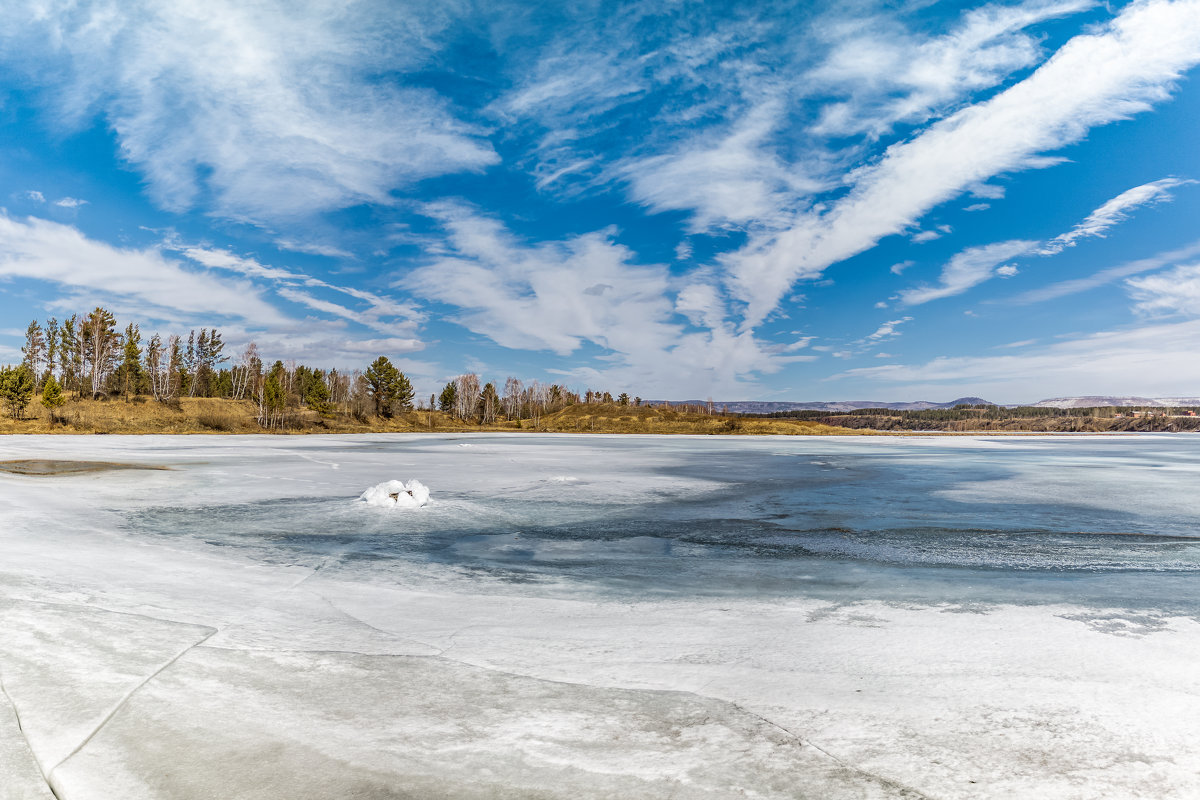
<box><xmin>2</xmin><ymin>307</ymin><xmax>642</xmax><ymax>428</ymax></box>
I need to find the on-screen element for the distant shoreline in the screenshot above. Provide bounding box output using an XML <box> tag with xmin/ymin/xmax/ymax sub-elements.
<box><xmin>5</xmin><ymin>396</ymin><xmax>1199</xmax><ymax>437</ymax></box>
<box><xmin>0</xmin><ymin>396</ymin><xmax>854</xmax><ymax>437</ymax></box>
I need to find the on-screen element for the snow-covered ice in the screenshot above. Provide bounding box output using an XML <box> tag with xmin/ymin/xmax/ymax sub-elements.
<box><xmin>2</xmin><ymin>433</ymin><xmax>1200</xmax><ymax>798</ymax></box>
<box><xmin>359</xmin><ymin>478</ymin><xmax>430</xmax><ymax>508</ymax></box>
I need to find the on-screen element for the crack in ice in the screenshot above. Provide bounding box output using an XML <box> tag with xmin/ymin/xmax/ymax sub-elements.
<box><xmin>46</xmin><ymin>626</ymin><xmax>220</xmax><ymax>785</ymax></box>
<box><xmin>724</xmin><ymin>701</ymin><xmax>937</xmax><ymax>800</ymax></box>
<box><xmin>0</xmin><ymin>665</ymin><xmax>61</xmax><ymax>799</ymax></box>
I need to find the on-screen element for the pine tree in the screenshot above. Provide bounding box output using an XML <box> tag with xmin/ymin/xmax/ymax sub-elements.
<box><xmin>479</xmin><ymin>382</ymin><xmax>499</xmax><ymax>424</ymax></box>
<box><xmin>44</xmin><ymin>318</ymin><xmax>59</xmax><ymax>384</ymax></box>
<box><xmin>191</xmin><ymin>329</ymin><xmax>209</xmax><ymax>396</ymax></box>
<box><xmin>304</xmin><ymin>379</ymin><xmax>333</xmax><ymax>416</ymax></box>
<box><xmin>0</xmin><ymin>364</ymin><xmax>35</xmax><ymax>420</ymax></box>
<box><xmin>438</xmin><ymin>382</ymin><xmax>457</xmax><ymax>413</ymax></box>
<box><xmin>183</xmin><ymin>330</ymin><xmax>196</xmax><ymax>396</ymax></box>
<box><xmin>41</xmin><ymin>374</ymin><xmax>66</xmax><ymax>411</ymax></box>
<box><xmin>21</xmin><ymin>320</ymin><xmax>45</xmax><ymax>388</ymax></box>
<box><xmin>168</xmin><ymin>335</ymin><xmax>184</xmax><ymax>399</ymax></box>
<box><xmin>262</xmin><ymin>372</ymin><xmax>286</xmax><ymax>429</ymax></box>
<box><xmin>120</xmin><ymin>323</ymin><xmax>142</xmax><ymax>400</ymax></box>
<box><xmin>59</xmin><ymin>316</ymin><xmax>78</xmax><ymax>394</ymax></box>
<box><xmin>364</xmin><ymin>356</ymin><xmax>413</xmax><ymax>417</ymax></box>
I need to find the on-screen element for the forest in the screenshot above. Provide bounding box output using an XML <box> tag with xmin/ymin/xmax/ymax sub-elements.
<box><xmin>0</xmin><ymin>307</ymin><xmax>740</xmax><ymax>434</ymax></box>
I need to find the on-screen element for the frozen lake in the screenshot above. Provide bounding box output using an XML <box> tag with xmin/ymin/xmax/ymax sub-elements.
<box><xmin>2</xmin><ymin>433</ymin><xmax>1199</xmax><ymax>798</ymax></box>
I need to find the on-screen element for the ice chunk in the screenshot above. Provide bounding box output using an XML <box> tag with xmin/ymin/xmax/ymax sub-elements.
<box><xmin>359</xmin><ymin>479</ymin><xmax>430</xmax><ymax>508</ymax></box>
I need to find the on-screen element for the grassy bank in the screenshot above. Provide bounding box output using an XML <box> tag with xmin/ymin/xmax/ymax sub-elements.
<box><xmin>0</xmin><ymin>396</ymin><xmax>852</xmax><ymax>436</ymax></box>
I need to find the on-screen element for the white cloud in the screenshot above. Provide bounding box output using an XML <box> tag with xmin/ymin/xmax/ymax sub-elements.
<box><xmin>1009</xmin><ymin>240</ymin><xmax>1200</xmax><ymax>304</ymax></box>
<box><xmin>1127</xmin><ymin>262</ymin><xmax>1200</xmax><ymax>317</ymax></box>
<box><xmin>865</xmin><ymin>317</ymin><xmax>913</xmax><ymax>341</ymax></box>
<box><xmin>0</xmin><ymin>213</ymin><xmax>285</xmax><ymax>325</ymax></box>
<box><xmin>25</xmin><ymin>191</ymin><xmax>45</xmax><ymax>203</ymax></box>
<box><xmin>726</xmin><ymin>0</ymin><xmax>1200</xmax><ymax>325</ymax></box>
<box><xmin>0</xmin><ymin>214</ymin><xmax>429</xmax><ymax>369</ymax></box>
<box><xmin>785</xmin><ymin>336</ymin><xmax>814</xmax><ymax>351</ymax></box>
<box><xmin>616</xmin><ymin>101</ymin><xmax>819</xmax><ymax>233</ymax></box>
<box><xmin>805</xmin><ymin>0</ymin><xmax>1094</xmax><ymax>139</ymax></box>
<box><xmin>1040</xmin><ymin>177</ymin><xmax>1195</xmax><ymax>254</ymax></box>
<box><xmin>889</xmin><ymin>260</ymin><xmax>914</xmax><ymax>275</ymax></box>
<box><xmin>964</xmin><ymin>203</ymin><xmax>991</xmax><ymax>212</ymax></box>
<box><xmin>181</xmin><ymin>246</ymin><xmax>303</xmax><ymax>281</ymax></box>
<box><xmin>0</xmin><ymin>0</ymin><xmax>497</xmax><ymax>223</ymax></box>
<box><xmin>969</xmin><ymin>183</ymin><xmax>1007</xmax><ymax>200</ymax></box>
<box><xmin>177</xmin><ymin>243</ymin><xmax>422</xmax><ymax>334</ymax></box>
<box><xmin>53</xmin><ymin>197</ymin><xmax>87</xmax><ymax>208</ymax></box>
<box><xmin>406</xmin><ymin>204</ymin><xmax>796</xmax><ymax>396</ymax></box>
<box><xmin>275</xmin><ymin>239</ymin><xmax>354</xmax><ymax>259</ymax></box>
<box><xmin>831</xmin><ymin>317</ymin><xmax>1200</xmax><ymax>402</ymax></box>
<box><xmin>899</xmin><ymin>240</ymin><xmax>1036</xmax><ymax>305</ymax></box>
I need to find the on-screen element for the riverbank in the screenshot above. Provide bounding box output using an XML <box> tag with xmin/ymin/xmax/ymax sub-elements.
<box><xmin>0</xmin><ymin>396</ymin><xmax>853</xmax><ymax>436</ymax></box>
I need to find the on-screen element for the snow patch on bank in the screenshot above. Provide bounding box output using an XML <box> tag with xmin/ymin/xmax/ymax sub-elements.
<box><xmin>359</xmin><ymin>479</ymin><xmax>431</xmax><ymax>508</ymax></box>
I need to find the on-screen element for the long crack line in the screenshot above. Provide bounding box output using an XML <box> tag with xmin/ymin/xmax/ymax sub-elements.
<box><xmin>726</xmin><ymin>702</ymin><xmax>938</xmax><ymax>800</ymax></box>
<box><xmin>0</xmin><ymin>666</ymin><xmax>62</xmax><ymax>799</ymax></box>
<box><xmin>47</xmin><ymin>625</ymin><xmax>219</xmax><ymax>780</ymax></box>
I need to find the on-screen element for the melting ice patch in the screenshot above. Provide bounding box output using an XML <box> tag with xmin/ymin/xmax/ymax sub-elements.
<box><xmin>359</xmin><ymin>479</ymin><xmax>431</xmax><ymax>508</ymax></box>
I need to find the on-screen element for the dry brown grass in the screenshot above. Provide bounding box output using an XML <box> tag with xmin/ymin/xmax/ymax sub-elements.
<box><xmin>0</xmin><ymin>397</ymin><xmax>855</xmax><ymax>436</ymax></box>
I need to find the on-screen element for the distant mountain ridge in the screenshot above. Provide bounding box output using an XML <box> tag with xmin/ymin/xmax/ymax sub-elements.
<box><xmin>662</xmin><ymin>397</ymin><xmax>995</xmax><ymax>413</ymax></box>
<box><xmin>663</xmin><ymin>396</ymin><xmax>1200</xmax><ymax>413</ymax></box>
<box><xmin>1029</xmin><ymin>396</ymin><xmax>1200</xmax><ymax>408</ymax></box>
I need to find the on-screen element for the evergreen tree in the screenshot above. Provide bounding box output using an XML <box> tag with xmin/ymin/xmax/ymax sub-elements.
<box><xmin>44</xmin><ymin>317</ymin><xmax>59</xmax><ymax>384</ymax></box>
<box><xmin>262</xmin><ymin>372</ymin><xmax>286</xmax><ymax>429</ymax></box>
<box><xmin>168</xmin><ymin>335</ymin><xmax>184</xmax><ymax>399</ymax></box>
<box><xmin>41</xmin><ymin>374</ymin><xmax>66</xmax><ymax>411</ymax></box>
<box><xmin>479</xmin><ymin>382</ymin><xmax>499</xmax><ymax>424</ymax></box>
<box><xmin>183</xmin><ymin>330</ymin><xmax>196</xmax><ymax>395</ymax></box>
<box><xmin>191</xmin><ymin>329</ymin><xmax>209</xmax><ymax>396</ymax></box>
<box><xmin>21</xmin><ymin>320</ymin><xmax>45</xmax><ymax>387</ymax></box>
<box><xmin>364</xmin><ymin>356</ymin><xmax>413</xmax><ymax>417</ymax></box>
<box><xmin>0</xmin><ymin>364</ymin><xmax>35</xmax><ymax>420</ymax></box>
<box><xmin>304</xmin><ymin>378</ymin><xmax>333</xmax><ymax>416</ymax></box>
<box><xmin>438</xmin><ymin>382</ymin><xmax>457</xmax><ymax>413</ymax></box>
<box><xmin>618</xmin><ymin>392</ymin><xmax>630</xmax><ymax>406</ymax></box>
<box><xmin>59</xmin><ymin>316</ymin><xmax>78</xmax><ymax>394</ymax></box>
<box><xmin>120</xmin><ymin>323</ymin><xmax>142</xmax><ymax>400</ymax></box>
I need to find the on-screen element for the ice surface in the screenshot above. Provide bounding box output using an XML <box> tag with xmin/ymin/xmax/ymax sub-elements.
<box><xmin>359</xmin><ymin>478</ymin><xmax>430</xmax><ymax>508</ymax></box>
<box><xmin>2</xmin><ymin>433</ymin><xmax>1200</xmax><ymax>798</ymax></box>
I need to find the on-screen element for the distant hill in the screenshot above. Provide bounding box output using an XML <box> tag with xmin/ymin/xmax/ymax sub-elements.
<box><xmin>660</xmin><ymin>397</ymin><xmax>997</xmax><ymax>414</ymax></box>
<box><xmin>662</xmin><ymin>395</ymin><xmax>1200</xmax><ymax>413</ymax></box>
<box><xmin>1030</xmin><ymin>396</ymin><xmax>1200</xmax><ymax>408</ymax></box>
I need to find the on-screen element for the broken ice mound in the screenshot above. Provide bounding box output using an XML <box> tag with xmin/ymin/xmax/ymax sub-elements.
<box><xmin>359</xmin><ymin>479</ymin><xmax>431</xmax><ymax>508</ymax></box>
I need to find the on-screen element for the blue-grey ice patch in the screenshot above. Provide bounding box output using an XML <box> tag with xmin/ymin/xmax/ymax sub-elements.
<box><xmin>359</xmin><ymin>479</ymin><xmax>431</xmax><ymax>508</ymax></box>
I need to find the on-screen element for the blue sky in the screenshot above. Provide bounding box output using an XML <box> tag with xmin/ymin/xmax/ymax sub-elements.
<box><xmin>1</xmin><ymin>0</ymin><xmax>1200</xmax><ymax>403</ymax></box>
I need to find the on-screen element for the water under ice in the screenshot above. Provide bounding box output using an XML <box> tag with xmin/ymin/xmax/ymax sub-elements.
<box><xmin>1</xmin><ymin>432</ymin><xmax>1199</xmax><ymax>799</ymax></box>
